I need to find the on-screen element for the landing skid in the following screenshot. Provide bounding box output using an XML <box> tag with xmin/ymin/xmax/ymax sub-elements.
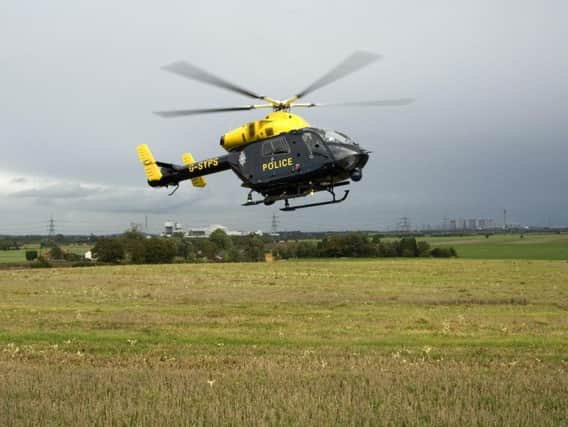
<box><xmin>280</xmin><ymin>189</ymin><xmax>349</xmax><ymax>211</ymax></box>
<box><xmin>242</xmin><ymin>199</ymin><xmax>264</xmax><ymax>206</ymax></box>
<box><xmin>242</xmin><ymin>182</ymin><xmax>351</xmax><ymax>211</ymax></box>
<box><xmin>242</xmin><ymin>189</ymin><xmax>266</xmax><ymax>206</ymax></box>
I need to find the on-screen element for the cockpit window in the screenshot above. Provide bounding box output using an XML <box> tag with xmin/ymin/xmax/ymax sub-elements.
<box><xmin>262</xmin><ymin>137</ymin><xmax>290</xmax><ymax>156</ymax></box>
<box><xmin>302</xmin><ymin>132</ymin><xmax>328</xmax><ymax>158</ymax></box>
<box><xmin>315</xmin><ymin>129</ymin><xmax>355</xmax><ymax>145</ymax></box>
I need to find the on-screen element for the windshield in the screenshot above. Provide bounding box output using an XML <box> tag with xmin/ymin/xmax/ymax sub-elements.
<box><xmin>316</xmin><ymin>129</ymin><xmax>356</xmax><ymax>145</ymax></box>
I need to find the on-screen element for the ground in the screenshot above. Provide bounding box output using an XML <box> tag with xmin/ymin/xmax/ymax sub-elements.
<box><xmin>1</xmin><ymin>259</ymin><xmax>567</xmax><ymax>425</ymax></box>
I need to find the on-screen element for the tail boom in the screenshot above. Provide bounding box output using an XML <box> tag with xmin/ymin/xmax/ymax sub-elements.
<box><xmin>136</xmin><ymin>144</ymin><xmax>231</xmax><ymax>189</ymax></box>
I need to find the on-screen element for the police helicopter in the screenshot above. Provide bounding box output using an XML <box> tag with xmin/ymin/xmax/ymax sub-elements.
<box><xmin>137</xmin><ymin>51</ymin><xmax>412</xmax><ymax>211</ymax></box>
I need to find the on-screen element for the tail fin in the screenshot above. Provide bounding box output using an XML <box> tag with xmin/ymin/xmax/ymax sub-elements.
<box><xmin>182</xmin><ymin>153</ymin><xmax>207</xmax><ymax>188</ymax></box>
<box><xmin>137</xmin><ymin>144</ymin><xmax>163</xmax><ymax>182</ymax></box>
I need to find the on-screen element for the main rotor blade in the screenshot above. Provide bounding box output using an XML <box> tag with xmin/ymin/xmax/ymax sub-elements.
<box><xmin>162</xmin><ymin>61</ymin><xmax>268</xmax><ymax>102</ymax></box>
<box><xmin>290</xmin><ymin>51</ymin><xmax>382</xmax><ymax>102</ymax></box>
<box><xmin>154</xmin><ymin>104</ymin><xmax>274</xmax><ymax>118</ymax></box>
<box><xmin>290</xmin><ymin>98</ymin><xmax>414</xmax><ymax>109</ymax></box>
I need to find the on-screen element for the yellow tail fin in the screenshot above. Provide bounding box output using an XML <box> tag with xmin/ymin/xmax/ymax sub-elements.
<box><xmin>137</xmin><ymin>144</ymin><xmax>163</xmax><ymax>182</ymax></box>
<box><xmin>182</xmin><ymin>153</ymin><xmax>207</xmax><ymax>188</ymax></box>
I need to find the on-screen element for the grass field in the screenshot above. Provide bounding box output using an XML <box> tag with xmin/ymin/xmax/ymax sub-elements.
<box><xmin>424</xmin><ymin>232</ymin><xmax>568</xmax><ymax>260</ymax></box>
<box><xmin>1</xmin><ymin>260</ymin><xmax>567</xmax><ymax>425</ymax></box>
<box><xmin>2</xmin><ymin>233</ymin><xmax>567</xmax><ymax>263</ymax></box>
<box><xmin>0</xmin><ymin>243</ymin><xmax>90</xmax><ymax>264</ymax></box>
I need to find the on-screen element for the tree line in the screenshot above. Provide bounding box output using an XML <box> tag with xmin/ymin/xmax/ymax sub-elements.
<box><xmin>272</xmin><ymin>234</ymin><xmax>457</xmax><ymax>259</ymax></box>
<box><xmin>90</xmin><ymin>230</ymin><xmax>456</xmax><ymax>265</ymax></box>
<box><xmin>92</xmin><ymin>229</ymin><xmax>268</xmax><ymax>264</ymax></box>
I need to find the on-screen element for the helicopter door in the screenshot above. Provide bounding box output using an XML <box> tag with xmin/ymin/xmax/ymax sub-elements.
<box><xmin>257</xmin><ymin>136</ymin><xmax>294</xmax><ymax>182</ymax></box>
<box><xmin>301</xmin><ymin>131</ymin><xmax>330</xmax><ymax>161</ymax></box>
<box><xmin>284</xmin><ymin>130</ymin><xmax>331</xmax><ymax>176</ymax></box>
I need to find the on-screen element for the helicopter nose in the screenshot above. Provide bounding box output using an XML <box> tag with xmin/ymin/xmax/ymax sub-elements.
<box><xmin>330</xmin><ymin>144</ymin><xmax>369</xmax><ymax>172</ymax></box>
<box><xmin>347</xmin><ymin>150</ymin><xmax>369</xmax><ymax>171</ymax></box>
<box><xmin>357</xmin><ymin>150</ymin><xmax>369</xmax><ymax>169</ymax></box>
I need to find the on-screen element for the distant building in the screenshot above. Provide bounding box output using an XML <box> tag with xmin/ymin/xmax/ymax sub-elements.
<box><xmin>186</xmin><ymin>229</ymin><xmax>207</xmax><ymax>238</ymax></box>
<box><xmin>162</xmin><ymin>220</ymin><xmax>259</xmax><ymax>238</ymax></box>
<box><xmin>477</xmin><ymin>218</ymin><xmax>497</xmax><ymax>230</ymax></box>
<box><xmin>185</xmin><ymin>224</ymin><xmax>248</xmax><ymax>238</ymax></box>
<box><xmin>163</xmin><ymin>221</ymin><xmax>184</xmax><ymax>237</ymax></box>
<box><xmin>206</xmin><ymin>224</ymin><xmax>247</xmax><ymax>236</ymax></box>
<box><xmin>164</xmin><ymin>221</ymin><xmax>174</xmax><ymax>236</ymax></box>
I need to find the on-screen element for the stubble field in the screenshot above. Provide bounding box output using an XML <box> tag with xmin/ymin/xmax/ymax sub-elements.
<box><xmin>1</xmin><ymin>259</ymin><xmax>567</xmax><ymax>425</ymax></box>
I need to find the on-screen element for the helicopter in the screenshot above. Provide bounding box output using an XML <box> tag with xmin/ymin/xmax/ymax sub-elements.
<box><xmin>137</xmin><ymin>51</ymin><xmax>412</xmax><ymax>211</ymax></box>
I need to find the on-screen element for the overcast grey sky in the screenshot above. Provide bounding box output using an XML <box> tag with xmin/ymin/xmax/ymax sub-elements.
<box><xmin>1</xmin><ymin>1</ymin><xmax>567</xmax><ymax>234</ymax></box>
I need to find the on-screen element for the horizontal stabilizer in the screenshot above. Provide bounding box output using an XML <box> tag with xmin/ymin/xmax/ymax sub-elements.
<box><xmin>182</xmin><ymin>153</ymin><xmax>207</xmax><ymax>187</ymax></box>
<box><xmin>136</xmin><ymin>144</ymin><xmax>163</xmax><ymax>182</ymax></box>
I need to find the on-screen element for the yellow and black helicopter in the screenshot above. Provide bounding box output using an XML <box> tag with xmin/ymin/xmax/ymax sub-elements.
<box><xmin>137</xmin><ymin>51</ymin><xmax>412</xmax><ymax>211</ymax></box>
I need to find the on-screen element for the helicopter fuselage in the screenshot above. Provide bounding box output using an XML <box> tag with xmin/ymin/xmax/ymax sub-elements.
<box><xmin>149</xmin><ymin>127</ymin><xmax>369</xmax><ymax>207</ymax></box>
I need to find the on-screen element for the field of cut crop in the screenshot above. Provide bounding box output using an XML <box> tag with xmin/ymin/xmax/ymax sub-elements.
<box><xmin>1</xmin><ymin>259</ymin><xmax>567</xmax><ymax>425</ymax></box>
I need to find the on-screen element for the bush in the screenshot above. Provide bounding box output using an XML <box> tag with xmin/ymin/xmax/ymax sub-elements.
<box><xmin>48</xmin><ymin>245</ymin><xmax>65</xmax><ymax>260</ymax></box>
<box><xmin>195</xmin><ymin>240</ymin><xmax>218</xmax><ymax>260</ymax></box>
<box><xmin>319</xmin><ymin>233</ymin><xmax>374</xmax><ymax>257</ymax></box>
<box><xmin>377</xmin><ymin>241</ymin><xmax>400</xmax><ymax>257</ymax></box>
<box><xmin>209</xmin><ymin>229</ymin><xmax>233</xmax><ymax>251</ymax></box>
<box><xmin>127</xmin><ymin>239</ymin><xmax>147</xmax><ymax>263</ymax></box>
<box><xmin>92</xmin><ymin>238</ymin><xmax>125</xmax><ymax>263</ymax></box>
<box><xmin>72</xmin><ymin>260</ymin><xmax>95</xmax><ymax>268</ymax></box>
<box><xmin>400</xmin><ymin>237</ymin><xmax>418</xmax><ymax>257</ymax></box>
<box><xmin>64</xmin><ymin>252</ymin><xmax>82</xmax><ymax>262</ymax></box>
<box><xmin>244</xmin><ymin>235</ymin><xmax>265</xmax><ymax>262</ymax></box>
<box><xmin>142</xmin><ymin>238</ymin><xmax>177</xmax><ymax>264</ymax></box>
<box><xmin>0</xmin><ymin>239</ymin><xmax>20</xmax><ymax>250</ymax></box>
<box><xmin>224</xmin><ymin>247</ymin><xmax>241</xmax><ymax>262</ymax></box>
<box><xmin>342</xmin><ymin>233</ymin><xmax>375</xmax><ymax>257</ymax></box>
<box><xmin>120</xmin><ymin>231</ymin><xmax>145</xmax><ymax>261</ymax></box>
<box><xmin>272</xmin><ymin>243</ymin><xmax>297</xmax><ymax>260</ymax></box>
<box><xmin>297</xmin><ymin>241</ymin><xmax>319</xmax><ymax>258</ymax></box>
<box><xmin>430</xmin><ymin>247</ymin><xmax>458</xmax><ymax>258</ymax></box>
<box><xmin>30</xmin><ymin>256</ymin><xmax>51</xmax><ymax>268</ymax></box>
<box><xmin>25</xmin><ymin>250</ymin><xmax>38</xmax><ymax>261</ymax></box>
<box><xmin>417</xmin><ymin>241</ymin><xmax>431</xmax><ymax>257</ymax></box>
<box><xmin>175</xmin><ymin>238</ymin><xmax>194</xmax><ymax>260</ymax></box>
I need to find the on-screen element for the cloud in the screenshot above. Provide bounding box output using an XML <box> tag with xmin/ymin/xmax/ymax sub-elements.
<box><xmin>10</xmin><ymin>177</ymin><xmax>27</xmax><ymax>184</ymax></box>
<box><xmin>9</xmin><ymin>182</ymin><xmax>105</xmax><ymax>199</ymax></box>
<box><xmin>0</xmin><ymin>169</ymin><xmax>211</xmax><ymax>217</ymax></box>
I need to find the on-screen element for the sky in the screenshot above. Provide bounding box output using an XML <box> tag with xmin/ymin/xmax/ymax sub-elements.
<box><xmin>1</xmin><ymin>1</ymin><xmax>567</xmax><ymax>234</ymax></box>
